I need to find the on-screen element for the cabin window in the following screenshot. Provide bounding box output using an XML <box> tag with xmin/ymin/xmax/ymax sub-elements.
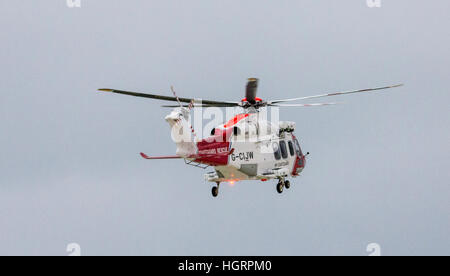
<box><xmin>280</xmin><ymin>141</ymin><xmax>288</xmax><ymax>159</ymax></box>
<box><xmin>273</xmin><ymin>142</ymin><xmax>281</xmax><ymax>160</ymax></box>
<box><xmin>288</xmin><ymin>141</ymin><xmax>295</xmax><ymax>156</ymax></box>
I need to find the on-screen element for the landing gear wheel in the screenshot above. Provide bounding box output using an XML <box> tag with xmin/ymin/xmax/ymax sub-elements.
<box><xmin>212</xmin><ymin>186</ymin><xmax>219</xmax><ymax>197</ymax></box>
<box><xmin>285</xmin><ymin>180</ymin><xmax>290</xmax><ymax>189</ymax></box>
<box><xmin>276</xmin><ymin>182</ymin><xmax>284</xmax><ymax>194</ymax></box>
<box><xmin>212</xmin><ymin>182</ymin><xmax>220</xmax><ymax>197</ymax></box>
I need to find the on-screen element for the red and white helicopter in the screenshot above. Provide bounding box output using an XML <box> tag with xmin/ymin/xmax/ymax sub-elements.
<box><xmin>99</xmin><ymin>79</ymin><xmax>402</xmax><ymax>197</ymax></box>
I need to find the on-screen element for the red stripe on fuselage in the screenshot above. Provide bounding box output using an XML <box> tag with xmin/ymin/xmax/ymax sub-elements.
<box><xmin>223</xmin><ymin>113</ymin><xmax>250</xmax><ymax>128</ymax></box>
<box><xmin>193</xmin><ymin>127</ymin><xmax>233</xmax><ymax>166</ymax></box>
<box><xmin>194</xmin><ymin>140</ymin><xmax>231</xmax><ymax>166</ymax></box>
<box><xmin>193</xmin><ymin>113</ymin><xmax>251</xmax><ymax>166</ymax></box>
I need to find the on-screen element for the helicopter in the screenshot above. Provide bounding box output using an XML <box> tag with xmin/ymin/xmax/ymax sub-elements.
<box><xmin>98</xmin><ymin>78</ymin><xmax>402</xmax><ymax>197</ymax></box>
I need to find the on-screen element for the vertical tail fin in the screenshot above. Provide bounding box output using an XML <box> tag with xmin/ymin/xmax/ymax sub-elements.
<box><xmin>165</xmin><ymin>107</ymin><xmax>198</xmax><ymax>157</ymax></box>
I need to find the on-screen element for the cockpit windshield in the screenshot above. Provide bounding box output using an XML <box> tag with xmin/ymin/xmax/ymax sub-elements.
<box><xmin>293</xmin><ymin>138</ymin><xmax>303</xmax><ymax>156</ymax></box>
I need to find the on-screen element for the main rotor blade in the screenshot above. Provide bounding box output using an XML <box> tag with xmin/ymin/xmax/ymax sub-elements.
<box><xmin>98</xmin><ymin>88</ymin><xmax>239</xmax><ymax>106</ymax></box>
<box><xmin>245</xmin><ymin>78</ymin><xmax>259</xmax><ymax>104</ymax></box>
<box><xmin>269</xmin><ymin>84</ymin><xmax>403</xmax><ymax>104</ymax></box>
<box><xmin>269</xmin><ymin>102</ymin><xmax>341</xmax><ymax>107</ymax></box>
<box><xmin>161</xmin><ymin>104</ymin><xmax>239</xmax><ymax>108</ymax></box>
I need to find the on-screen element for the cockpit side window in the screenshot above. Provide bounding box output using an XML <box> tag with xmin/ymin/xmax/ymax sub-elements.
<box><xmin>288</xmin><ymin>141</ymin><xmax>295</xmax><ymax>156</ymax></box>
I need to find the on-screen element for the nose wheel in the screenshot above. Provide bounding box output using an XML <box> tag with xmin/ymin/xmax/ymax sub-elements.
<box><xmin>212</xmin><ymin>182</ymin><xmax>220</xmax><ymax>197</ymax></box>
<box><xmin>285</xmin><ymin>180</ymin><xmax>290</xmax><ymax>189</ymax></box>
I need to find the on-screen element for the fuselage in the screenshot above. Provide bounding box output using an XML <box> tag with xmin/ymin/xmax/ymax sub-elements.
<box><xmin>189</xmin><ymin>113</ymin><xmax>307</xmax><ymax>183</ymax></box>
<box><xmin>203</xmin><ymin>132</ymin><xmax>306</xmax><ymax>183</ymax></box>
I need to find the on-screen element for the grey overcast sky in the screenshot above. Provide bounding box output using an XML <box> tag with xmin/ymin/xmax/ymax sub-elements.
<box><xmin>0</xmin><ymin>0</ymin><xmax>449</xmax><ymax>256</ymax></box>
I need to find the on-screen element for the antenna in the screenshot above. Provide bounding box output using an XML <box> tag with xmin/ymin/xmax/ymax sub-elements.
<box><xmin>170</xmin><ymin>85</ymin><xmax>182</xmax><ymax>107</ymax></box>
<box><xmin>170</xmin><ymin>86</ymin><xmax>199</xmax><ymax>144</ymax></box>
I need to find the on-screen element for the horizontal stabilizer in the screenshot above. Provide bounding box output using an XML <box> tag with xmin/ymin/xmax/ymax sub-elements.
<box><xmin>140</xmin><ymin>152</ymin><xmax>182</xmax><ymax>160</ymax></box>
<box><xmin>140</xmin><ymin>148</ymin><xmax>234</xmax><ymax>161</ymax></box>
